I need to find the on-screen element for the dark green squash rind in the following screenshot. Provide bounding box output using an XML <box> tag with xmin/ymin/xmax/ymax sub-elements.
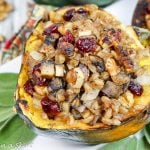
<box><xmin>15</xmin><ymin>100</ymin><xmax>150</xmax><ymax>144</ymax></box>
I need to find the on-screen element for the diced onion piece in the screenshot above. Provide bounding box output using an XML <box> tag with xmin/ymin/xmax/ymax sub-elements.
<box><xmin>55</xmin><ymin>64</ymin><xmax>65</xmax><ymax>77</ymax></box>
<box><xmin>30</xmin><ymin>51</ymin><xmax>44</xmax><ymax>61</ymax></box>
<box><xmin>41</xmin><ymin>62</ymin><xmax>55</xmax><ymax>78</ymax></box>
<box><xmin>81</xmin><ymin>89</ymin><xmax>100</xmax><ymax>101</ymax></box>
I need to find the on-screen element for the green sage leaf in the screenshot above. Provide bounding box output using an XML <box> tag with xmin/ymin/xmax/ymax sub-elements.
<box><xmin>0</xmin><ymin>73</ymin><xmax>36</xmax><ymax>150</ymax></box>
<box><xmin>0</xmin><ymin>73</ymin><xmax>18</xmax><ymax>107</ymax></box>
<box><xmin>137</xmin><ymin>136</ymin><xmax>150</xmax><ymax>150</ymax></box>
<box><xmin>0</xmin><ymin>107</ymin><xmax>16</xmax><ymax>122</ymax></box>
<box><xmin>0</xmin><ymin>116</ymin><xmax>36</xmax><ymax>150</ymax></box>
<box><xmin>0</xmin><ymin>115</ymin><xmax>15</xmax><ymax>132</ymax></box>
<box><xmin>144</xmin><ymin>124</ymin><xmax>150</xmax><ymax>144</ymax></box>
<box><xmin>99</xmin><ymin>137</ymin><xmax>137</xmax><ymax>150</ymax></box>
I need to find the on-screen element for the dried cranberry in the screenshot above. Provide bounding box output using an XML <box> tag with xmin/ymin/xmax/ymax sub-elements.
<box><xmin>75</xmin><ymin>37</ymin><xmax>97</xmax><ymax>54</ymax></box>
<box><xmin>32</xmin><ymin>64</ymin><xmax>41</xmax><ymax>75</ymax></box>
<box><xmin>35</xmin><ymin>77</ymin><xmax>49</xmax><ymax>86</ymax></box>
<box><xmin>41</xmin><ymin>97</ymin><xmax>61</xmax><ymax>118</ymax></box>
<box><xmin>109</xmin><ymin>28</ymin><xmax>121</xmax><ymax>42</ymax></box>
<box><xmin>43</xmin><ymin>24</ymin><xmax>59</xmax><ymax>36</ymax></box>
<box><xmin>32</xmin><ymin>64</ymin><xmax>49</xmax><ymax>86</ymax></box>
<box><xmin>24</xmin><ymin>79</ymin><xmax>34</xmax><ymax>96</ymax></box>
<box><xmin>63</xmin><ymin>9</ymin><xmax>76</xmax><ymax>21</ymax></box>
<box><xmin>61</xmin><ymin>31</ymin><xmax>75</xmax><ymax>44</ymax></box>
<box><xmin>128</xmin><ymin>81</ymin><xmax>143</xmax><ymax>96</ymax></box>
<box><xmin>76</xmin><ymin>8</ymin><xmax>88</xmax><ymax>15</ymax></box>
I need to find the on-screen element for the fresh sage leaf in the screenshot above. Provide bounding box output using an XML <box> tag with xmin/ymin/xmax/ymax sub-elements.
<box><xmin>0</xmin><ymin>107</ymin><xmax>16</xmax><ymax>122</ymax></box>
<box><xmin>0</xmin><ymin>116</ymin><xmax>36</xmax><ymax>150</ymax></box>
<box><xmin>144</xmin><ymin>124</ymin><xmax>150</xmax><ymax>144</ymax></box>
<box><xmin>0</xmin><ymin>73</ymin><xmax>18</xmax><ymax>106</ymax></box>
<box><xmin>0</xmin><ymin>115</ymin><xmax>15</xmax><ymax>132</ymax></box>
<box><xmin>99</xmin><ymin>137</ymin><xmax>138</xmax><ymax>150</ymax></box>
<box><xmin>137</xmin><ymin>136</ymin><xmax>150</xmax><ymax>150</ymax></box>
<box><xmin>0</xmin><ymin>73</ymin><xmax>37</xmax><ymax>150</ymax></box>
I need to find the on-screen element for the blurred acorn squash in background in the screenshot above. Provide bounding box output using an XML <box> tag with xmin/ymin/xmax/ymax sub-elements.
<box><xmin>34</xmin><ymin>0</ymin><xmax>116</xmax><ymax>6</ymax></box>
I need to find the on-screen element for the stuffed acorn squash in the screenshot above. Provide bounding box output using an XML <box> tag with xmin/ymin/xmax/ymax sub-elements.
<box><xmin>15</xmin><ymin>4</ymin><xmax>150</xmax><ymax>144</ymax></box>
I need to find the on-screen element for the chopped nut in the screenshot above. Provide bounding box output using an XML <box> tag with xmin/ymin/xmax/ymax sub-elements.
<box><xmin>71</xmin><ymin>99</ymin><xmax>81</xmax><ymax>108</ymax></box>
<box><xmin>56</xmin><ymin>89</ymin><xmax>66</xmax><ymax>102</ymax></box>
<box><xmin>67</xmin><ymin>59</ymin><xmax>79</xmax><ymax>70</ymax></box>
<box><xmin>124</xmin><ymin>90</ymin><xmax>134</xmax><ymax>108</ymax></box>
<box><xmin>34</xmin><ymin>85</ymin><xmax>47</xmax><ymax>96</ymax></box>
<box><xmin>62</xmin><ymin>102</ymin><xmax>70</xmax><ymax>113</ymax></box>
<box><xmin>70</xmin><ymin>67</ymin><xmax>85</xmax><ymax>89</ymax></box>
<box><xmin>105</xmin><ymin>58</ymin><xmax>120</xmax><ymax>76</ymax></box>
<box><xmin>81</xmin><ymin>109</ymin><xmax>91</xmax><ymax>119</ymax></box>
<box><xmin>104</xmin><ymin>108</ymin><xmax>112</xmax><ymax>119</ymax></box>
<box><xmin>55</xmin><ymin>53</ymin><xmax>66</xmax><ymax>64</ymax></box>
<box><xmin>66</xmin><ymin>69</ymin><xmax>77</xmax><ymax>84</ymax></box>
<box><xmin>82</xmin><ymin>115</ymin><xmax>94</xmax><ymax>124</ymax></box>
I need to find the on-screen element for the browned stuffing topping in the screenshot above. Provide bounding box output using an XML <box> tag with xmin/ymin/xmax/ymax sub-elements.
<box><xmin>24</xmin><ymin>5</ymin><xmax>144</xmax><ymax>126</ymax></box>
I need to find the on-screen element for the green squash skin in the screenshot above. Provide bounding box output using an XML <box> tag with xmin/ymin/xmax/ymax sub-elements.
<box><xmin>34</xmin><ymin>0</ymin><xmax>116</xmax><ymax>6</ymax></box>
<box><xmin>15</xmin><ymin>101</ymin><xmax>150</xmax><ymax>144</ymax></box>
<box><xmin>70</xmin><ymin>0</ymin><xmax>116</xmax><ymax>6</ymax></box>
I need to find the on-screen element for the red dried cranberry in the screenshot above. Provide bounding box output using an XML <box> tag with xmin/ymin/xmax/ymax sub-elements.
<box><xmin>24</xmin><ymin>79</ymin><xmax>34</xmax><ymax>96</ymax></box>
<box><xmin>43</xmin><ymin>24</ymin><xmax>59</xmax><ymax>36</ymax></box>
<box><xmin>32</xmin><ymin>64</ymin><xmax>49</xmax><ymax>86</ymax></box>
<box><xmin>75</xmin><ymin>37</ymin><xmax>97</xmax><ymax>54</ymax></box>
<box><xmin>108</xmin><ymin>28</ymin><xmax>121</xmax><ymax>42</ymax></box>
<box><xmin>128</xmin><ymin>81</ymin><xmax>143</xmax><ymax>96</ymax></box>
<box><xmin>61</xmin><ymin>31</ymin><xmax>75</xmax><ymax>44</ymax></box>
<box><xmin>76</xmin><ymin>8</ymin><xmax>88</xmax><ymax>15</ymax></box>
<box><xmin>35</xmin><ymin>77</ymin><xmax>49</xmax><ymax>86</ymax></box>
<box><xmin>32</xmin><ymin>63</ymin><xmax>41</xmax><ymax>76</ymax></box>
<box><xmin>63</xmin><ymin>9</ymin><xmax>76</xmax><ymax>21</ymax></box>
<box><xmin>41</xmin><ymin>97</ymin><xmax>61</xmax><ymax>118</ymax></box>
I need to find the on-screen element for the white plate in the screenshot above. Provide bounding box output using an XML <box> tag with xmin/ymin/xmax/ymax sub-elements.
<box><xmin>0</xmin><ymin>0</ymin><xmax>138</xmax><ymax>149</ymax></box>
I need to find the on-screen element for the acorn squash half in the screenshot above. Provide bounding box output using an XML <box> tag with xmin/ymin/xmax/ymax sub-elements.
<box><xmin>15</xmin><ymin>5</ymin><xmax>150</xmax><ymax>144</ymax></box>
